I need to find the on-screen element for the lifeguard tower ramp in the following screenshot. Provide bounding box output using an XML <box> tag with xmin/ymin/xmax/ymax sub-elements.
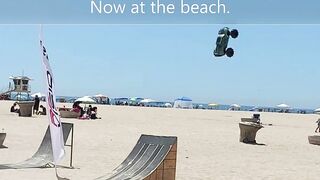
<box><xmin>96</xmin><ymin>134</ymin><xmax>177</xmax><ymax>180</ymax></box>
<box><xmin>0</xmin><ymin>122</ymin><xmax>73</xmax><ymax>169</ymax></box>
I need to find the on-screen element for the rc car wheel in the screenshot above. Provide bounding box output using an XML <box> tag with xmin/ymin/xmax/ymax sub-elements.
<box><xmin>230</xmin><ymin>29</ymin><xmax>239</xmax><ymax>38</ymax></box>
<box><xmin>226</xmin><ymin>48</ymin><xmax>234</xmax><ymax>57</ymax></box>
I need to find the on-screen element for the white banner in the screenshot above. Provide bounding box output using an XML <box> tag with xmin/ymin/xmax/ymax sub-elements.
<box><xmin>40</xmin><ymin>39</ymin><xmax>65</xmax><ymax>164</ymax></box>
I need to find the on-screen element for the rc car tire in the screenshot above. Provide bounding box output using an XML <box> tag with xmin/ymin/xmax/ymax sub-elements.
<box><xmin>226</xmin><ymin>48</ymin><xmax>234</xmax><ymax>57</ymax></box>
<box><xmin>230</xmin><ymin>29</ymin><xmax>239</xmax><ymax>38</ymax></box>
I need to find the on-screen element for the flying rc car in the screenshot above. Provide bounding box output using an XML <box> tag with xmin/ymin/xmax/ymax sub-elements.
<box><xmin>213</xmin><ymin>27</ymin><xmax>238</xmax><ymax>58</ymax></box>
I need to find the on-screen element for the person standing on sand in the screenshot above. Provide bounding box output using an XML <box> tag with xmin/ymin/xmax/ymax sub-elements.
<box><xmin>315</xmin><ymin>119</ymin><xmax>320</xmax><ymax>133</ymax></box>
<box><xmin>33</xmin><ymin>95</ymin><xmax>40</xmax><ymax>115</ymax></box>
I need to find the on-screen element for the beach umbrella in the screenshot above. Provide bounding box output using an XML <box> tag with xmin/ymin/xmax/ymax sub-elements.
<box><xmin>277</xmin><ymin>103</ymin><xmax>290</xmax><ymax>109</ymax></box>
<box><xmin>75</xmin><ymin>96</ymin><xmax>96</xmax><ymax>104</ymax></box>
<box><xmin>229</xmin><ymin>104</ymin><xmax>241</xmax><ymax>111</ymax></box>
<box><xmin>230</xmin><ymin>104</ymin><xmax>241</xmax><ymax>108</ymax></box>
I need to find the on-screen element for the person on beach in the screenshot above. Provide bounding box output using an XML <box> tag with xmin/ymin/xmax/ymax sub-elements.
<box><xmin>86</xmin><ymin>105</ymin><xmax>93</xmax><ymax>116</ymax></box>
<box><xmin>315</xmin><ymin>119</ymin><xmax>320</xmax><ymax>133</ymax></box>
<box><xmin>10</xmin><ymin>102</ymin><xmax>19</xmax><ymax>113</ymax></box>
<box><xmin>33</xmin><ymin>95</ymin><xmax>40</xmax><ymax>114</ymax></box>
<box><xmin>38</xmin><ymin>105</ymin><xmax>46</xmax><ymax>115</ymax></box>
<box><xmin>90</xmin><ymin>107</ymin><xmax>101</xmax><ymax>119</ymax></box>
<box><xmin>72</xmin><ymin>101</ymin><xmax>84</xmax><ymax>117</ymax></box>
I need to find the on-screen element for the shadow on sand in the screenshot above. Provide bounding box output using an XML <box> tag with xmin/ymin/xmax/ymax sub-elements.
<box><xmin>243</xmin><ymin>142</ymin><xmax>266</xmax><ymax>146</ymax></box>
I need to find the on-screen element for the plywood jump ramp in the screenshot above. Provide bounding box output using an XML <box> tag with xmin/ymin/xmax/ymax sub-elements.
<box><xmin>96</xmin><ymin>134</ymin><xmax>178</xmax><ymax>180</ymax></box>
<box><xmin>0</xmin><ymin>122</ymin><xmax>73</xmax><ymax>169</ymax></box>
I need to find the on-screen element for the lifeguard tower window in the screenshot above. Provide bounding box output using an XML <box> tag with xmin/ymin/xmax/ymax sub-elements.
<box><xmin>14</xmin><ymin>79</ymin><xmax>20</xmax><ymax>85</ymax></box>
<box><xmin>22</xmin><ymin>80</ymin><xmax>28</xmax><ymax>84</ymax></box>
<box><xmin>22</xmin><ymin>85</ymin><xmax>28</xmax><ymax>91</ymax></box>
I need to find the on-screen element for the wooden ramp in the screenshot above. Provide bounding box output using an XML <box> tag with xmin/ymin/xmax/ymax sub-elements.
<box><xmin>0</xmin><ymin>122</ymin><xmax>73</xmax><ymax>169</ymax></box>
<box><xmin>96</xmin><ymin>134</ymin><xmax>177</xmax><ymax>180</ymax></box>
<box><xmin>308</xmin><ymin>135</ymin><xmax>320</xmax><ymax>145</ymax></box>
<box><xmin>0</xmin><ymin>133</ymin><xmax>6</xmax><ymax>148</ymax></box>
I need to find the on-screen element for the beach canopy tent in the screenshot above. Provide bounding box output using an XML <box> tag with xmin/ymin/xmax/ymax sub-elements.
<box><xmin>140</xmin><ymin>98</ymin><xmax>156</xmax><ymax>103</ymax></box>
<box><xmin>12</xmin><ymin>93</ymin><xmax>30</xmax><ymax>101</ymax></box>
<box><xmin>94</xmin><ymin>94</ymin><xmax>109</xmax><ymax>104</ymax></box>
<box><xmin>94</xmin><ymin>94</ymin><xmax>107</xmax><ymax>98</ymax></box>
<box><xmin>75</xmin><ymin>96</ymin><xmax>96</xmax><ymax>104</ymax></box>
<box><xmin>139</xmin><ymin>98</ymin><xmax>156</xmax><ymax>106</ymax></box>
<box><xmin>31</xmin><ymin>92</ymin><xmax>45</xmax><ymax>98</ymax></box>
<box><xmin>314</xmin><ymin>108</ymin><xmax>320</xmax><ymax>114</ymax></box>
<box><xmin>276</xmin><ymin>103</ymin><xmax>290</xmax><ymax>109</ymax></box>
<box><xmin>113</xmin><ymin>97</ymin><xmax>129</xmax><ymax>105</ymax></box>
<box><xmin>229</xmin><ymin>104</ymin><xmax>241</xmax><ymax>111</ymax></box>
<box><xmin>129</xmin><ymin>97</ymin><xmax>144</xmax><ymax>105</ymax></box>
<box><xmin>249</xmin><ymin>106</ymin><xmax>257</xmax><ymax>111</ymax></box>
<box><xmin>173</xmin><ymin>97</ymin><xmax>193</xmax><ymax>109</ymax></box>
<box><xmin>230</xmin><ymin>104</ymin><xmax>241</xmax><ymax>108</ymax></box>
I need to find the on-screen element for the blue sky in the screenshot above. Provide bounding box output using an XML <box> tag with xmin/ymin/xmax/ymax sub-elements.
<box><xmin>0</xmin><ymin>25</ymin><xmax>319</xmax><ymax>108</ymax></box>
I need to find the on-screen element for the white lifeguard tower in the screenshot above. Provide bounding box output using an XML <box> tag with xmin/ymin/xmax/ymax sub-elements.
<box><xmin>7</xmin><ymin>76</ymin><xmax>32</xmax><ymax>100</ymax></box>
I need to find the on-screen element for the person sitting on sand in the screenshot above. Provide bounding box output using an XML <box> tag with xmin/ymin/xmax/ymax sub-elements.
<box><xmin>38</xmin><ymin>105</ymin><xmax>47</xmax><ymax>115</ymax></box>
<box><xmin>10</xmin><ymin>102</ymin><xmax>19</xmax><ymax>113</ymax></box>
<box><xmin>90</xmin><ymin>107</ymin><xmax>101</xmax><ymax>120</ymax></box>
<box><xmin>315</xmin><ymin>119</ymin><xmax>320</xmax><ymax>133</ymax></box>
<box><xmin>79</xmin><ymin>112</ymin><xmax>90</xmax><ymax>120</ymax></box>
<box><xmin>72</xmin><ymin>101</ymin><xmax>80</xmax><ymax>109</ymax></box>
<box><xmin>72</xmin><ymin>101</ymin><xmax>84</xmax><ymax>117</ymax></box>
<box><xmin>86</xmin><ymin>105</ymin><xmax>93</xmax><ymax>116</ymax></box>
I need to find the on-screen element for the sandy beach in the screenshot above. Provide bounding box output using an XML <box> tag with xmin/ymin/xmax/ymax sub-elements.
<box><xmin>0</xmin><ymin>100</ymin><xmax>320</xmax><ymax>180</ymax></box>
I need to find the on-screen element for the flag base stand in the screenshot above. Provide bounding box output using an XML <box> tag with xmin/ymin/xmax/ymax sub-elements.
<box><xmin>65</xmin><ymin>123</ymin><xmax>74</xmax><ymax>168</ymax></box>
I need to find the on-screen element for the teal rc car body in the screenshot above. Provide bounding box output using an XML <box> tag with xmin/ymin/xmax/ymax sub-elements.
<box><xmin>214</xmin><ymin>27</ymin><xmax>238</xmax><ymax>58</ymax></box>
